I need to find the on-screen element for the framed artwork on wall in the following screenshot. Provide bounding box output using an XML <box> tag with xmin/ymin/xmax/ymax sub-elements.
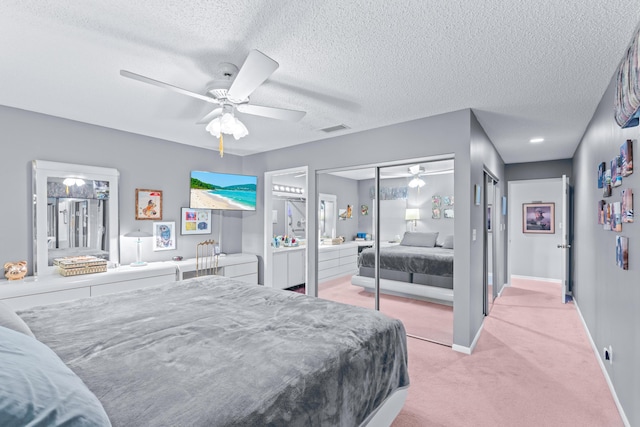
<box><xmin>181</xmin><ymin>208</ymin><xmax>212</xmax><ymax>235</ymax></box>
<box><xmin>522</xmin><ymin>202</ymin><xmax>555</xmax><ymax>234</ymax></box>
<box><xmin>153</xmin><ymin>221</ymin><xmax>176</xmax><ymax>251</ymax></box>
<box><xmin>135</xmin><ymin>189</ymin><xmax>162</xmax><ymax>220</ymax></box>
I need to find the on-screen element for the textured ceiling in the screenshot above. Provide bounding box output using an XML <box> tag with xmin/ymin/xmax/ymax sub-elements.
<box><xmin>1</xmin><ymin>1</ymin><xmax>639</xmax><ymax>163</ymax></box>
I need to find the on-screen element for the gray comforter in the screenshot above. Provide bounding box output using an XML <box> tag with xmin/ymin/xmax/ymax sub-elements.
<box><xmin>359</xmin><ymin>245</ymin><xmax>454</xmax><ymax>277</ymax></box>
<box><xmin>18</xmin><ymin>276</ymin><xmax>409</xmax><ymax>427</ymax></box>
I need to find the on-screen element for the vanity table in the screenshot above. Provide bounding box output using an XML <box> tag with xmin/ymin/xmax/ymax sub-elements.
<box><xmin>270</xmin><ymin>246</ymin><xmax>306</xmax><ymax>290</ymax></box>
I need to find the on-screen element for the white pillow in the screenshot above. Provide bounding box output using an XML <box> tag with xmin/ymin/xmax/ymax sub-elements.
<box><xmin>0</xmin><ymin>300</ymin><xmax>35</xmax><ymax>338</ymax></box>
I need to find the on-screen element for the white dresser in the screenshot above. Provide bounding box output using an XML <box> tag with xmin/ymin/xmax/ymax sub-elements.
<box><xmin>318</xmin><ymin>242</ymin><xmax>359</xmax><ymax>283</ymax></box>
<box><xmin>0</xmin><ymin>253</ymin><xmax>258</xmax><ymax>310</ymax></box>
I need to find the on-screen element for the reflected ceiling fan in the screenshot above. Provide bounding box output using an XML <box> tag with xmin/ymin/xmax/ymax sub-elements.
<box><xmin>120</xmin><ymin>49</ymin><xmax>306</xmax><ymax>156</ymax></box>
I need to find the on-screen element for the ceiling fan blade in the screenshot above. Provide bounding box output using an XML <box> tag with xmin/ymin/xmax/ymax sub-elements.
<box><xmin>226</xmin><ymin>50</ymin><xmax>279</xmax><ymax>101</ymax></box>
<box><xmin>120</xmin><ymin>70</ymin><xmax>218</xmax><ymax>104</ymax></box>
<box><xmin>196</xmin><ymin>108</ymin><xmax>223</xmax><ymax>124</ymax></box>
<box><xmin>237</xmin><ymin>103</ymin><xmax>306</xmax><ymax>121</ymax></box>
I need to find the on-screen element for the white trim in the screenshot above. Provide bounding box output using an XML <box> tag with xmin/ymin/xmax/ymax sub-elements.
<box><xmin>511</xmin><ymin>274</ymin><xmax>562</xmax><ymax>284</ymax></box>
<box><xmin>361</xmin><ymin>387</ymin><xmax>408</xmax><ymax>427</ymax></box>
<box><xmin>452</xmin><ymin>322</ymin><xmax>484</xmax><ymax>355</ymax></box>
<box><xmin>574</xmin><ymin>300</ymin><xmax>630</xmax><ymax>427</ymax></box>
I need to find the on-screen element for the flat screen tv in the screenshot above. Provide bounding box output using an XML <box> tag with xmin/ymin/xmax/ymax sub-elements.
<box><xmin>190</xmin><ymin>171</ymin><xmax>257</xmax><ymax>211</ymax></box>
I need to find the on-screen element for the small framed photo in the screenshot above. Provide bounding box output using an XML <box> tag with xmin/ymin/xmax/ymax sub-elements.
<box><xmin>136</xmin><ymin>189</ymin><xmax>162</xmax><ymax>220</ymax></box>
<box><xmin>523</xmin><ymin>203</ymin><xmax>555</xmax><ymax>234</ymax></box>
<box><xmin>153</xmin><ymin>221</ymin><xmax>175</xmax><ymax>251</ymax></box>
<box><xmin>181</xmin><ymin>208</ymin><xmax>212</xmax><ymax>235</ymax></box>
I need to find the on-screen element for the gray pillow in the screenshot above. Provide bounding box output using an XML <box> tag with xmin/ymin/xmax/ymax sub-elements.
<box><xmin>0</xmin><ymin>300</ymin><xmax>35</xmax><ymax>338</ymax></box>
<box><xmin>400</xmin><ymin>232</ymin><xmax>439</xmax><ymax>248</ymax></box>
<box><xmin>441</xmin><ymin>235</ymin><xmax>454</xmax><ymax>249</ymax></box>
<box><xmin>0</xmin><ymin>326</ymin><xmax>111</xmax><ymax>426</ymax></box>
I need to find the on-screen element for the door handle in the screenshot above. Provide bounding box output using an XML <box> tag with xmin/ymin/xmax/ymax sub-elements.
<box><xmin>557</xmin><ymin>244</ymin><xmax>571</xmax><ymax>249</ymax></box>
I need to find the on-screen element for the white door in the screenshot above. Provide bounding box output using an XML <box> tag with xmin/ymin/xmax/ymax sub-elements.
<box><xmin>559</xmin><ymin>175</ymin><xmax>571</xmax><ymax>303</ymax></box>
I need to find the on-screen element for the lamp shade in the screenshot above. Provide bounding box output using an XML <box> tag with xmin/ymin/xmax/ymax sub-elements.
<box><xmin>405</xmin><ymin>208</ymin><xmax>420</xmax><ymax>221</ymax></box>
<box><xmin>124</xmin><ymin>229</ymin><xmax>152</xmax><ymax>238</ymax></box>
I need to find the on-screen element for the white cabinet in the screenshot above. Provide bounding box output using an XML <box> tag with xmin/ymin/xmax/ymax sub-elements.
<box><xmin>0</xmin><ymin>253</ymin><xmax>259</xmax><ymax>310</ymax></box>
<box><xmin>271</xmin><ymin>247</ymin><xmax>306</xmax><ymax>290</ymax></box>
<box><xmin>318</xmin><ymin>243</ymin><xmax>359</xmax><ymax>283</ymax></box>
<box><xmin>0</xmin><ymin>263</ymin><xmax>177</xmax><ymax>310</ymax></box>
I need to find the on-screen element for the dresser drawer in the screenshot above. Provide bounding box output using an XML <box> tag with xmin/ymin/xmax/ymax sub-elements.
<box><xmin>224</xmin><ymin>262</ymin><xmax>256</xmax><ymax>278</ymax></box>
<box><xmin>4</xmin><ymin>288</ymin><xmax>90</xmax><ymax>310</ymax></box>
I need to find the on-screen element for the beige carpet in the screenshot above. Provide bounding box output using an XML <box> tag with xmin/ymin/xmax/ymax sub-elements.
<box><xmin>392</xmin><ymin>277</ymin><xmax>622</xmax><ymax>426</ymax></box>
<box><xmin>318</xmin><ymin>275</ymin><xmax>453</xmax><ymax>345</ymax></box>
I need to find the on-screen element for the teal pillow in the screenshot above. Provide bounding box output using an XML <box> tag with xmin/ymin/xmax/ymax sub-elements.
<box><xmin>0</xmin><ymin>326</ymin><xmax>111</xmax><ymax>426</ymax></box>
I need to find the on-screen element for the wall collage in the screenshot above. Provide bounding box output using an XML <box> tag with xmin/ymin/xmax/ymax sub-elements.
<box><xmin>597</xmin><ymin>139</ymin><xmax>633</xmax><ymax>270</ymax></box>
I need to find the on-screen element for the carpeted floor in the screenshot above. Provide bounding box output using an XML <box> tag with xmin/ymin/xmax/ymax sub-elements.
<box><xmin>318</xmin><ymin>276</ymin><xmax>454</xmax><ymax>345</ymax></box>
<box><xmin>391</xmin><ymin>277</ymin><xmax>622</xmax><ymax>426</ymax></box>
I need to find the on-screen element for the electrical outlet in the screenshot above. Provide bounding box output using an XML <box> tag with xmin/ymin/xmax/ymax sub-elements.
<box><xmin>603</xmin><ymin>345</ymin><xmax>613</xmax><ymax>364</ymax></box>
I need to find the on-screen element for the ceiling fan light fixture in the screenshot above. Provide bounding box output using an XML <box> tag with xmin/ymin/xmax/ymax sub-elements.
<box><xmin>408</xmin><ymin>177</ymin><xmax>425</xmax><ymax>188</ymax></box>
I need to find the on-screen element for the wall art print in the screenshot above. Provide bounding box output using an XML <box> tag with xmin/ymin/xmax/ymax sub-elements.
<box><xmin>181</xmin><ymin>207</ymin><xmax>212</xmax><ymax>235</ymax></box>
<box><xmin>523</xmin><ymin>202</ymin><xmax>555</xmax><ymax>234</ymax></box>
<box><xmin>370</xmin><ymin>186</ymin><xmax>408</xmax><ymax>200</ymax></box>
<box><xmin>136</xmin><ymin>189</ymin><xmax>162</xmax><ymax>220</ymax></box>
<box><xmin>616</xmin><ymin>235</ymin><xmax>629</xmax><ymax>270</ymax></box>
<box><xmin>622</xmin><ymin>188</ymin><xmax>634</xmax><ymax>223</ymax></box>
<box><xmin>153</xmin><ymin>221</ymin><xmax>175</xmax><ymax>251</ymax></box>
<box><xmin>597</xmin><ymin>162</ymin><xmax>606</xmax><ymax>189</ymax></box>
<box><xmin>620</xmin><ymin>139</ymin><xmax>633</xmax><ymax>177</ymax></box>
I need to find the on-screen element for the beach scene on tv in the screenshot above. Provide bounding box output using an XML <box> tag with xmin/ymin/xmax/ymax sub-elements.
<box><xmin>190</xmin><ymin>171</ymin><xmax>257</xmax><ymax>211</ymax></box>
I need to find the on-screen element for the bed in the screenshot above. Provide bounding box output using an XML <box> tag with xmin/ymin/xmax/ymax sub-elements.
<box><xmin>0</xmin><ymin>275</ymin><xmax>409</xmax><ymax>426</ymax></box>
<box><xmin>351</xmin><ymin>232</ymin><xmax>454</xmax><ymax>304</ymax></box>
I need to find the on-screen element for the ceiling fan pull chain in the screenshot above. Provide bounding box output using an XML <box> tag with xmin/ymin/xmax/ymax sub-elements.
<box><xmin>219</xmin><ymin>134</ymin><xmax>224</xmax><ymax>157</ymax></box>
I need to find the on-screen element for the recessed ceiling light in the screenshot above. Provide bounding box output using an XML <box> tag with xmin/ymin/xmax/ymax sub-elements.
<box><xmin>529</xmin><ymin>137</ymin><xmax>544</xmax><ymax>143</ymax></box>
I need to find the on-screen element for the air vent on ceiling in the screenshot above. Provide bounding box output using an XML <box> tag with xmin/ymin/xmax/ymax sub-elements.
<box><xmin>320</xmin><ymin>124</ymin><xmax>350</xmax><ymax>133</ymax></box>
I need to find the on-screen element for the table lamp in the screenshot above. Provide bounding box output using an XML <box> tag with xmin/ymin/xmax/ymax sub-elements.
<box><xmin>124</xmin><ymin>229</ymin><xmax>152</xmax><ymax>267</ymax></box>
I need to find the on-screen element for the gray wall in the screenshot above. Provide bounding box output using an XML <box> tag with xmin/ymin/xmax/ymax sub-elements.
<box><xmin>242</xmin><ymin>108</ymin><xmax>504</xmax><ymax>350</ymax></box>
<box><xmin>505</xmin><ymin>159</ymin><xmax>572</xmax><ymax>181</ymax></box>
<box><xmin>572</xmin><ymin>77</ymin><xmax>639</xmax><ymax>425</ymax></box>
<box><xmin>0</xmin><ymin>106</ymin><xmax>244</xmax><ymax>274</ymax></box>
<box><xmin>508</xmin><ymin>178</ymin><xmax>564</xmax><ymax>280</ymax></box>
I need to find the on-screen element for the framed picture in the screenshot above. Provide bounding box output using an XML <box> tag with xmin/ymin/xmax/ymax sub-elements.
<box><xmin>620</xmin><ymin>139</ymin><xmax>633</xmax><ymax>177</ymax></box>
<box><xmin>523</xmin><ymin>202</ymin><xmax>555</xmax><ymax>234</ymax></box>
<box><xmin>181</xmin><ymin>207</ymin><xmax>212</xmax><ymax>235</ymax></box>
<box><xmin>444</xmin><ymin>208</ymin><xmax>454</xmax><ymax>219</ymax></box>
<box><xmin>616</xmin><ymin>236</ymin><xmax>629</xmax><ymax>270</ymax></box>
<box><xmin>135</xmin><ymin>189</ymin><xmax>162</xmax><ymax>220</ymax></box>
<box><xmin>597</xmin><ymin>162</ymin><xmax>606</xmax><ymax>189</ymax></box>
<box><xmin>153</xmin><ymin>221</ymin><xmax>175</xmax><ymax>251</ymax></box>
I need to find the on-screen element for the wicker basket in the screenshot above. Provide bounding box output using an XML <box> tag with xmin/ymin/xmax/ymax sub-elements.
<box><xmin>54</xmin><ymin>256</ymin><xmax>108</xmax><ymax>276</ymax></box>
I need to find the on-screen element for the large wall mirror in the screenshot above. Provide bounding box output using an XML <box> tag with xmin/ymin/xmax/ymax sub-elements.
<box><xmin>33</xmin><ymin>160</ymin><xmax>120</xmax><ymax>276</ymax></box>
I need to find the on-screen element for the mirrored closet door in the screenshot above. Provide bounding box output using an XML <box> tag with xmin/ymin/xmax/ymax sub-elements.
<box><xmin>317</xmin><ymin>158</ymin><xmax>454</xmax><ymax>346</ymax></box>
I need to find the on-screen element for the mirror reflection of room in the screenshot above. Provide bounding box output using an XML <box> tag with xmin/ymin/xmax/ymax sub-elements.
<box><xmin>317</xmin><ymin>159</ymin><xmax>455</xmax><ymax>346</ymax></box>
<box><xmin>46</xmin><ymin>177</ymin><xmax>110</xmax><ymax>266</ymax></box>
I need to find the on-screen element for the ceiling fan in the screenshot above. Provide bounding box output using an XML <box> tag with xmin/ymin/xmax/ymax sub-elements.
<box><xmin>120</xmin><ymin>49</ymin><xmax>306</xmax><ymax>156</ymax></box>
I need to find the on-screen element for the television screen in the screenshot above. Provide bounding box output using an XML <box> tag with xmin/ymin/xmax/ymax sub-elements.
<box><xmin>190</xmin><ymin>171</ymin><xmax>257</xmax><ymax>211</ymax></box>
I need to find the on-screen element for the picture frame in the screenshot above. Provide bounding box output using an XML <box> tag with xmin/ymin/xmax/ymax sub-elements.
<box><xmin>616</xmin><ymin>235</ymin><xmax>629</xmax><ymax>270</ymax></box>
<box><xmin>523</xmin><ymin>202</ymin><xmax>555</xmax><ymax>234</ymax></box>
<box><xmin>153</xmin><ymin>221</ymin><xmax>176</xmax><ymax>251</ymax></box>
<box><xmin>181</xmin><ymin>207</ymin><xmax>212</xmax><ymax>235</ymax></box>
<box><xmin>135</xmin><ymin>189</ymin><xmax>162</xmax><ymax>220</ymax></box>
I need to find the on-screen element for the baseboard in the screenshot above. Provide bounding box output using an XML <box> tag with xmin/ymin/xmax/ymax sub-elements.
<box><xmin>574</xmin><ymin>299</ymin><xmax>630</xmax><ymax>427</ymax></box>
<box><xmin>511</xmin><ymin>274</ymin><xmax>562</xmax><ymax>284</ymax></box>
<box><xmin>452</xmin><ymin>322</ymin><xmax>483</xmax><ymax>355</ymax></box>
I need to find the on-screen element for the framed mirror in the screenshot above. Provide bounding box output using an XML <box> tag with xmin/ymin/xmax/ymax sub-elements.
<box><xmin>33</xmin><ymin>160</ymin><xmax>120</xmax><ymax>276</ymax></box>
